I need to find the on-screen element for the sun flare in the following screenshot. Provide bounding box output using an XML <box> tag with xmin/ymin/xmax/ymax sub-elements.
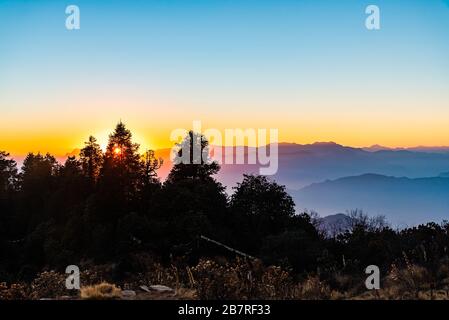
<box><xmin>113</xmin><ymin>147</ymin><xmax>122</xmax><ymax>155</ymax></box>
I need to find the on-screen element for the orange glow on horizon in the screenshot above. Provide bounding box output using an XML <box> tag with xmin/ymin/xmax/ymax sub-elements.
<box><xmin>2</xmin><ymin>115</ymin><xmax>449</xmax><ymax>158</ymax></box>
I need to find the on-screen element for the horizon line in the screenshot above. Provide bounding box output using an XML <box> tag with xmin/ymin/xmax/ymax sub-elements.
<box><xmin>6</xmin><ymin>141</ymin><xmax>449</xmax><ymax>159</ymax></box>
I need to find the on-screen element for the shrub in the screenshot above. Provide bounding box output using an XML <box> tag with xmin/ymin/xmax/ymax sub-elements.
<box><xmin>296</xmin><ymin>275</ymin><xmax>332</xmax><ymax>300</ymax></box>
<box><xmin>386</xmin><ymin>263</ymin><xmax>431</xmax><ymax>299</ymax></box>
<box><xmin>80</xmin><ymin>264</ymin><xmax>114</xmax><ymax>286</ymax></box>
<box><xmin>30</xmin><ymin>271</ymin><xmax>69</xmax><ymax>299</ymax></box>
<box><xmin>0</xmin><ymin>282</ymin><xmax>30</xmax><ymax>300</ymax></box>
<box><xmin>259</xmin><ymin>266</ymin><xmax>292</xmax><ymax>299</ymax></box>
<box><xmin>192</xmin><ymin>258</ymin><xmax>297</xmax><ymax>300</ymax></box>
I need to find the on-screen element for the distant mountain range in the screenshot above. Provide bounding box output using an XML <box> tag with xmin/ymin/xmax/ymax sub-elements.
<box><xmin>317</xmin><ymin>213</ymin><xmax>353</xmax><ymax>237</ymax></box>
<box><xmin>363</xmin><ymin>144</ymin><xmax>449</xmax><ymax>153</ymax></box>
<box><xmin>294</xmin><ymin>174</ymin><xmax>449</xmax><ymax>227</ymax></box>
<box><xmin>215</xmin><ymin>142</ymin><xmax>449</xmax><ymax>190</ymax></box>
<box><xmin>215</xmin><ymin>142</ymin><xmax>449</xmax><ymax>226</ymax></box>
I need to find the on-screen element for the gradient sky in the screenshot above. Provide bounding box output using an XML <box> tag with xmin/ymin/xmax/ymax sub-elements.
<box><xmin>1</xmin><ymin>0</ymin><xmax>449</xmax><ymax>156</ymax></box>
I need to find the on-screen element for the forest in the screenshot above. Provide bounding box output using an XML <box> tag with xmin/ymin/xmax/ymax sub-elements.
<box><xmin>1</xmin><ymin>122</ymin><xmax>449</xmax><ymax>300</ymax></box>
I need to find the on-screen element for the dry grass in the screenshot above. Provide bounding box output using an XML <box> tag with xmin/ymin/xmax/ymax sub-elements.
<box><xmin>295</xmin><ymin>276</ymin><xmax>333</xmax><ymax>300</ymax></box>
<box><xmin>191</xmin><ymin>258</ymin><xmax>337</xmax><ymax>300</ymax></box>
<box><xmin>4</xmin><ymin>255</ymin><xmax>449</xmax><ymax>300</ymax></box>
<box><xmin>80</xmin><ymin>282</ymin><xmax>122</xmax><ymax>300</ymax></box>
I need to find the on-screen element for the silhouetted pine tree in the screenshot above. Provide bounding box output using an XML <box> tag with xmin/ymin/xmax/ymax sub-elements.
<box><xmin>155</xmin><ymin>131</ymin><xmax>228</xmax><ymax>256</ymax></box>
<box><xmin>79</xmin><ymin>136</ymin><xmax>103</xmax><ymax>186</ymax></box>
<box><xmin>0</xmin><ymin>151</ymin><xmax>17</xmax><ymax>199</ymax></box>
<box><xmin>166</xmin><ymin>131</ymin><xmax>219</xmax><ymax>183</ymax></box>
<box><xmin>97</xmin><ymin>122</ymin><xmax>143</xmax><ymax>213</ymax></box>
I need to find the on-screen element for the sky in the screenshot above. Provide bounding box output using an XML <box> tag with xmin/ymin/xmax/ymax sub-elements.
<box><xmin>1</xmin><ymin>0</ymin><xmax>449</xmax><ymax>156</ymax></box>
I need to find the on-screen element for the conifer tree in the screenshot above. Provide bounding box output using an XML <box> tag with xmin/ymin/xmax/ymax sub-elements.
<box><xmin>79</xmin><ymin>136</ymin><xmax>103</xmax><ymax>184</ymax></box>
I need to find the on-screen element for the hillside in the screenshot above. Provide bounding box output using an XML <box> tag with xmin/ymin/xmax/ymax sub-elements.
<box><xmin>294</xmin><ymin>174</ymin><xmax>449</xmax><ymax>226</ymax></box>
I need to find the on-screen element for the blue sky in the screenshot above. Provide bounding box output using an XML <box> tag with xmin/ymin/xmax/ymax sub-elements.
<box><xmin>1</xmin><ymin>0</ymin><xmax>449</xmax><ymax>153</ymax></box>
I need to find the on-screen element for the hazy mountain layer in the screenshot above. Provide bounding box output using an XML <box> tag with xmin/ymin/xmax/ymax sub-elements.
<box><xmin>294</xmin><ymin>174</ymin><xmax>449</xmax><ymax>227</ymax></box>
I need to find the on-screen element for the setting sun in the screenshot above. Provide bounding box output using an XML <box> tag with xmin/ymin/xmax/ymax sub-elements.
<box><xmin>114</xmin><ymin>147</ymin><xmax>122</xmax><ymax>155</ymax></box>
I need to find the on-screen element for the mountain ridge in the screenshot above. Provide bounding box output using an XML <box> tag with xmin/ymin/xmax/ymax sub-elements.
<box><xmin>294</xmin><ymin>173</ymin><xmax>449</xmax><ymax>226</ymax></box>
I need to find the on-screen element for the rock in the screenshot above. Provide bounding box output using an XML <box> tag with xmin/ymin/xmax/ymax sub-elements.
<box><xmin>121</xmin><ymin>290</ymin><xmax>136</xmax><ymax>298</ymax></box>
<box><xmin>149</xmin><ymin>285</ymin><xmax>174</xmax><ymax>293</ymax></box>
<box><xmin>139</xmin><ymin>285</ymin><xmax>151</xmax><ymax>293</ymax></box>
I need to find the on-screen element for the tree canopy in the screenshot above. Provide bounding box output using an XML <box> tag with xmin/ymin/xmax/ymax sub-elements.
<box><xmin>0</xmin><ymin>122</ymin><xmax>448</xmax><ymax>285</ymax></box>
